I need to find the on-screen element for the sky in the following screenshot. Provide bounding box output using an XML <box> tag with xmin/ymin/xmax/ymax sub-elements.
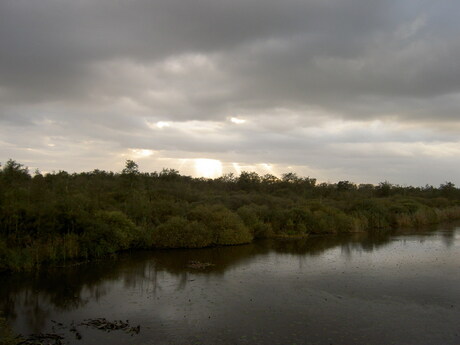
<box><xmin>1</xmin><ymin>0</ymin><xmax>460</xmax><ymax>186</ymax></box>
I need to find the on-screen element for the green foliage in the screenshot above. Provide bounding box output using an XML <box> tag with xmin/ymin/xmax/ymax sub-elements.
<box><xmin>152</xmin><ymin>205</ymin><xmax>253</xmax><ymax>248</ymax></box>
<box><xmin>79</xmin><ymin>211</ymin><xmax>141</xmax><ymax>257</ymax></box>
<box><xmin>237</xmin><ymin>204</ymin><xmax>273</xmax><ymax>238</ymax></box>
<box><xmin>122</xmin><ymin>160</ymin><xmax>139</xmax><ymax>175</ymax></box>
<box><xmin>1</xmin><ymin>159</ymin><xmax>460</xmax><ymax>271</ymax></box>
<box><xmin>309</xmin><ymin>207</ymin><xmax>357</xmax><ymax>234</ymax></box>
<box><xmin>337</xmin><ymin>180</ymin><xmax>356</xmax><ymax>191</ymax></box>
<box><xmin>1</xmin><ymin>159</ymin><xmax>30</xmax><ymax>186</ymax></box>
<box><xmin>440</xmin><ymin>181</ymin><xmax>456</xmax><ymax>198</ymax></box>
<box><xmin>376</xmin><ymin>181</ymin><xmax>392</xmax><ymax>197</ymax></box>
<box><xmin>152</xmin><ymin>216</ymin><xmax>213</xmax><ymax>248</ymax></box>
<box><xmin>188</xmin><ymin>205</ymin><xmax>253</xmax><ymax>245</ymax></box>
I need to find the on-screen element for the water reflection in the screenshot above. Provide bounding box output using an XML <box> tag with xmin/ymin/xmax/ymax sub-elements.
<box><xmin>0</xmin><ymin>261</ymin><xmax>118</xmax><ymax>331</ymax></box>
<box><xmin>1</xmin><ymin>223</ymin><xmax>459</xmax><ymax>344</ymax></box>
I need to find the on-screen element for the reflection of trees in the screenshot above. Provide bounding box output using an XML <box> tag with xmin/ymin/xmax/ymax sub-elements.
<box><xmin>0</xmin><ymin>259</ymin><xmax>121</xmax><ymax>331</ymax></box>
<box><xmin>148</xmin><ymin>244</ymin><xmax>271</xmax><ymax>275</ymax></box>
<box><xmin>1</xmin><ymin>224</ymin><xmax>458</xmax><ymax>332</ymax></box>
<box><xmin>442</xmin><ymin>231</ymin><xmax>455</xmax><ymax>247</ymax></box>
<box><xmin>270</xmin><ymin>232</ymin><xmax>393</xmax><ymax>256</ymax></box>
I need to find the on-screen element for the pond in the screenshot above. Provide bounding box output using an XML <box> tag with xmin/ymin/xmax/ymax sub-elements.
<box><xmin>1</xmin><ymin>224</ymin><xmax>460</xmax><ymax>345</ymax></box>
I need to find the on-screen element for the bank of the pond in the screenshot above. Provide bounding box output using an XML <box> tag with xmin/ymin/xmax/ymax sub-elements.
<box><xmin>1</xmin><ymin>204</ymin><xmax>460</xmax><ymax>273</ymax></box>
<box><xmin>2</xmin><ymin>223</ymin><xmax>460</xmax><ymax>345</ymax></box>
<box><xmin>2</xmin><ymin>159</ymin><xmax>460</xmax><ymax>273</ymax></box>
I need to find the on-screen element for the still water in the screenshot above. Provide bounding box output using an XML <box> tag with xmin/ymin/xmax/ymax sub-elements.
<box><xmin>2</xmin><ymin>224</ymin><xmax>460</xmax><ymax>345</ymax></box>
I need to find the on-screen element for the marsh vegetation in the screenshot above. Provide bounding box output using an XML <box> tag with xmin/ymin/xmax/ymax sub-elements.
<box><xmin>0</xmin><ymin>159</ymin><xmax>459</xmax><ymax>272</ymax></box>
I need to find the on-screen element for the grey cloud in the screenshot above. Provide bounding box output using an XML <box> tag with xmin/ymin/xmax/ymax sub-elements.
<box><xmin>2</xmin><ymin>0</ymin><xmax>459</xmax><ymax>124</ymax></box>
<box><xmin>1</xmin><ymin>0</ymin><xmax>460</xmax><ymax>185</ymax></box>
<box><xmin>0</xmin><ymin>0</ymin><xmax>443</xmax><ymax>104</ymax></box>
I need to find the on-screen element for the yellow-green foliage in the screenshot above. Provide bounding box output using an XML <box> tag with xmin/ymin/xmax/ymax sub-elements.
<box><xmin>151</xmin><ymin>205</ymin><xmax>253</xmax><ymax>248</ymax></box>
<box><xmin>79</xmin><ymin>210</ymin><xmax>142</xmax><ymax>257</ymax></box>
<box><xmin>94</xmin><ymin>210</ymin><xmax>141</xmax><ymax>249</ymax></box>
<box><xmin>237</xmin><ymin>204</ymin><xmax>273</xmax><ymax>238</ymax></box>
<box><xmin>394</xmin><ymin>213</ymin><xmax>413</xmax><ymax>227</ymax></box>
<box><xmin>350</xmin><ymin>213</ymin><xmax>369</xmax><ymax>232</ymax></box>
<box><xmin>188</xmin><ymin>205</ymin><xmax>253</xmax><ymax>245</ymax></box>
<box><xmin>152</xmin><ymin>217</ymin><xmax>213</xmax><ymax>248</ymax></box>
<box><xmin>307</xmin><ymin>206</ymin><xmax>359</xmax><ymax>234</ymax></box>
<box><xmin>0</xmin><ymin>237</ymin><xmax>47</xmax><ymax>272</ymax></box>
<box><xmin>2</xmin><ymin>159</ymin><xmax>460</xmax><ymax>271</ymax></box>
<box><xmin>0</xmin><ymin>234</ymin><xmax>82</xmax><ymax>271</ymax></box>
<box><xmin>435</xmin><ymin>206</ymin><xmax>460</xmax><ymax>222</ymax></box>
<box><xmin>354</xmin><ymin>200</ymin><xmax>391</xmax><ymax>229</ymax></box>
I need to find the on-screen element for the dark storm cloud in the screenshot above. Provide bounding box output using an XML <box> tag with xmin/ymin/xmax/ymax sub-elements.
<box><xmin>3</xmin><ymin>0</ymin><xmax>460</xmax><ymax>115</ymax></box>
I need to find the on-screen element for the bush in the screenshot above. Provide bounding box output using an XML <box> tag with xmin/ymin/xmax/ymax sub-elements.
<box><xmin>79</xmin><ymin>211</ymin><xmax>141</xmax><ymax>257</ymax></box>
<box><xmin>188</xmin><ymin>205</ymin><xmax>253</xmax><ymax>245</ymax></box>
<box><xmin>0</xmin><ymin>239</ymin><xmax>35</xmax><ymax>272</ymax></box>
<box><xmin>237</xmin><ymin>204</ymin><xmax>273</xmax><ymax>238</ymax></box>
<box><xmin>152</xmin><ymin>216</ymin><xmax>213</xmax><ymax>248</ymax></box>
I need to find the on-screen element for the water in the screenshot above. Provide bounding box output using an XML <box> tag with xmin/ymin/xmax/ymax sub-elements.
<box><xmin>2</xmin><ymin>224</ymin><xmax>460</xmax><ymax>345</ymax></box>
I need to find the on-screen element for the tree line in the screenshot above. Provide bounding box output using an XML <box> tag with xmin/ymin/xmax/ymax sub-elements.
<box><xmin>0</xmin><ymin>159</ymin><xmax>459</xmax><ymax>272</ymax></box>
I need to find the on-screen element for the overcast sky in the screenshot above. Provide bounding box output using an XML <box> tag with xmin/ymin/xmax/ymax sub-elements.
<box><xmin>1</xmin><ymin>0</ymin><xmax>460</xmax><ymax>185</ymax></box>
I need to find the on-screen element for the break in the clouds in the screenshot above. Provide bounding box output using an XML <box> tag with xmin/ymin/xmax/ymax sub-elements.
<box><xmin>1</xmin><ymin>0</ymin><xmax>460</xmax><ymax>185</ymax></box>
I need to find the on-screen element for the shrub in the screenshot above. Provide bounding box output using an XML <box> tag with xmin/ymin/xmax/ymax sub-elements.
<box><xmin>152</xmin><ymin>216</ymin><xmax>213</xmax><ymax>248</ymax></box>
<box><xmin>237</xmin><ymin>204</ymin><xmax>273</xmax><ymax>238</ymax></box>
<box><xmin>79</xmin><ymin>210</ymin><xmax>140</xmax><ymax>257</ymax></box>
<box><xmin>188</xmin><ymin>205</ymin><xmax>253</xmax><ymax>245</ymax></box>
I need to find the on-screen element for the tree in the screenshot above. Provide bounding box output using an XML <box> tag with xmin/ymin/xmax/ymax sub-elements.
<box><xmin>0</xmin><ymin>159</ymin><xmax>30</xmax><ymax>184</ymax></box>
<box><xmin>377</xmin><ymin>181</ymin><xmax>392</xmax><ymax>197</ymax></box>
<box><xmin>337</xmin><ymin>180</ymin><xmax>356</xmax><ymax>191</ymax></box>
<box><xmin>122</xmin><ymin>160</ymin><xmax>139</xmax><ymax>175</ymax></box>
<box><xmin>159</xmin><ymin>168</ymin><xmax>180</xmax><ymax>180</ymax></box>
<box><xmin>218</xmin><ymin>173</ymin><xmax>237</xmax><ymax>183</ymax></box>
<box><xmin>281</xmin><ymin>172</ymin><xmax>300</xmax><ymax>183</ymax></box>
<box><xmin>440</xmin><ymin>181</ymin><xmax>455</xmax><ymax>190</ymax></box>
<box><xmin>301</xmin><ymin>177</ymin><xmax>317</xmax><ymax>188</ymax></box>
<box><xmin>261</xmin><ymin>174</ymin><xmax>279</xmax><ymax>185</ymax></box>
<box><xmin>237</xmin><ymin>171</ymin><xmax>261</xmax><ymax>190</ymax></box>
<box><xmin>440</xmin><ymin>181</ymin><xmax>456</xmax><ymax>198</ymax></box>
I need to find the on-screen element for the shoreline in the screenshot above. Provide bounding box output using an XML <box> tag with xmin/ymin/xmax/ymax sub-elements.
<box><xmin>1</xmin><ymin>160</ymin><xmax>459</xmax><ymax>273</ymax></box>
<box><xmin>1</xmin><ymin>215</ymin><xmax>459</xmax><ymax>275</ymax></box>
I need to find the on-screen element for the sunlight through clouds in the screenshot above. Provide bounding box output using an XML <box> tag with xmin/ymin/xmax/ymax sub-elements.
<box><xmin>232</xmin><ymin>162</ymin><xmax>242</xmax><ymax>175</ymax></box>
<box><xmin>230</xmin><ymin>117</ymin><xmax>246</xmax><ymax>124</ymax></box>
<box><xmin>130</xmin><ymin>149</ymin><xmax>154</xmax><ymax>158</ymax></box>
<box><xmin>194</xmin><ymin>159</ymin><xmax>223</xmax><ymax>178</ymax></box>
<box><xmin>156</xmin><ymin>121</ymin><xmax>171</xmax><ymax>129</ymax></box>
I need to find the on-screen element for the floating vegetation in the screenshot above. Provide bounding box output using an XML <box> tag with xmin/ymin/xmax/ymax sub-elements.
<box><xmin>15</xmin><ymin>318</ymin><xmax>140</xmax><ymax>345</ymax></box>
<box><xmin>187</xmin><ymin>260</ymin><xmax>215</xmax><ymax>269</ymax></box>
<box><xmin>80</xmin><ymin>318</ymin><xmax>140</xmax><ymax>335</ymax></box>
<box><xmin>18</xmin><ymin>333</ymin><xmax>65</xmax><ymax>345</ymax></box>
